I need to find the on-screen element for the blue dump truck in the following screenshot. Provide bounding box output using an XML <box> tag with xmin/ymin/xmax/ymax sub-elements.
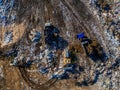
<box><xmin>77</xmin><ymin>32</ymin><xmax>107</xmax><ymax>61</ymax></box>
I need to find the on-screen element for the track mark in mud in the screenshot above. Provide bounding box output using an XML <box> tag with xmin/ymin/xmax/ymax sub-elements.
<box><xmin>60</xmin><ymin>0</ymin><xmax>94</xmax><ymax>38</ymax></box>
<box><xmin>19</xmin><ymin>68</ymin><xmax>58</xmax><ymax>90</ymax></box>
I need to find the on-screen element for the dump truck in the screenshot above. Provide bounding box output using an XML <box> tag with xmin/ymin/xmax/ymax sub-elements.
<box><xmin>77</xmin><ymin>32</ymin><xmax>101</xmax><ymax>57</ymax></box>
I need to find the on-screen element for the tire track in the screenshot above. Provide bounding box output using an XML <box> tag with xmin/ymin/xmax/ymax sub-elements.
<box><xmin>61</xmin><ymin>0</ymin><xmax>98</xmax><ymax>39</ymax></box>
<box><xmin>19</xmin><ymin>67</ymin><xmax>58</xmax><ymax>90</ymax></box>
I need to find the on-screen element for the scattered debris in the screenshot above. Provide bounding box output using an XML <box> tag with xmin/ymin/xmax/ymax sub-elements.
<box><xmin>4</xmin><ymin>30</ymin><xmax>13</xmax><ymax>45</ymax></box>
<box><xmin>29</xmin><ymin>29</ymin><xmax>41</xmax><ymax>43</ymax></box>
<box><xmin>0</xmin><ymin>0</ymin><xmax>119</xmax><ymax>90</ymax></box>
<box><xmin>0</xmin><ymin>0</ymin><xmax>15</xmax><ymax>26</ymax></box>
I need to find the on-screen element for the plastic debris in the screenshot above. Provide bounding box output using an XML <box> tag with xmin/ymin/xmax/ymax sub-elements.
<box><xmin>32</xmin><ymin>31</ymin><xmax>41</xmax><ymax>42</ymax></box>
<box><xmin>5</xmin><ymin>48</ymin><xmax>18</xmax><ymax>57</ymax></box>
<box><xmin>4</xmin><ymin>31</ymin><xmax>13</xmax><ymax>44</ymax></box>
<box><xmin>0</xmin><ymin>0</ymin><xmax>15</xmax><ymax>26</ymax></box>
<box><xmin>52</xmin><ymin>72</ymin><xmax>69</xmax><ymax>79</ymax></box>
<box><xmin>10</xmin><ymin>58</ymin><xmax>18</xmax><ymax>66</ymax></box>
<box><xmin>39</xmin><ymin>68</ymin><xmax>48</xmax><ymax>74</ymax></box>
<box><xmin>29</xmin><ymin>29</ymin><xmax>41</xmax><ymax>43</ymax></box>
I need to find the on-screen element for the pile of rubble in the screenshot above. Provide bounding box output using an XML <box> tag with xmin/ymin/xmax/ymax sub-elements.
<box><xmin>89</xmin><ymin>0</ymin><xmax>120</xmax><ymax>59</ymax></box>
<box><xmin>8</xmin><ymin>24</ymin><xmax>67</xmax><ymax>80</ymax></box>
<box><xmin>86</xmin><ymin>0</ymin><xmax>120</xmax><ymax>90</ymax></box>
<box><xmin>0</xmin><ymin>0</ymin><xmax>16</xmax><ymax>27</ymax></box>
<box><xmin>0</xmin><ymin>0</ymin><xmax>119</xmax><ymax>89</ymax></box>
<box><xmin>3</xmin><ymin>30</ymin><xmax>13</xmax><ymax>45</ymax></box>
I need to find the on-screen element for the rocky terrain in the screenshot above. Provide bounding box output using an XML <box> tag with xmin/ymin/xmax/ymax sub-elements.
<box><xmin>0</xmin><ymin>0</ymin><xmax>119</xmax><ymax>90</ymax></box>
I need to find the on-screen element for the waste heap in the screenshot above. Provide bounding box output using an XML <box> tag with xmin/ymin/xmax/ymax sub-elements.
<box><xmin>87</xmin><ymin>0</ymin><xmax>120</xmax><ymax>90</ymax></box>
<box><xmin>0</xmin><ymin>0</ymin><xmax>15</xmax><ymax>27</ymax></box>
<box><xmin>0</xmin><ymin>0</ymin><xmax>17</xmax><ymax>47</ymax></box>
<box><xmin>89</xmin><ymin>0</ymin><xmax>120</xmax><ymax>59</ymax></box>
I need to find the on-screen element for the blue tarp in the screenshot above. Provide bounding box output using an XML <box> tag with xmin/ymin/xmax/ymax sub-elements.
<box><xmin>77</xmin><ymin>32</ymin><xmax>85</xmax><ymax>39</ymax></box>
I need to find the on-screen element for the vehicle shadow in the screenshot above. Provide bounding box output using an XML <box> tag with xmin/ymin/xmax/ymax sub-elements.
<box><xmin>78</xmin><ymin>35</ymin><xmax>108</xmax><ymax>62</ymax></box>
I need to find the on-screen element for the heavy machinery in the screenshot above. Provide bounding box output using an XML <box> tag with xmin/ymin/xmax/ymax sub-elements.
<box><xmin>63</xmin><ymin>48</ymin><xmax>71</xmax><ymax>65</ymax></box>
<box><xmin>77</xmin><ymin>32</ymin><xmax>104</xmax><ymax>61</ymax></box>
<box><xmin>77</xmin><ymin>32</ymin><xmax>92</xmax><ymax>56</ymax></box>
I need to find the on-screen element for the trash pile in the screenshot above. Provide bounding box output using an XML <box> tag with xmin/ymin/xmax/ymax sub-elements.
<box><xmin>97</xmin><ymin>59</ymin><xmax>120</xmax><ymax>90</ymax></box>
<box><xmin>0</xmin><ymin>0</ymin><xmax>16</xmax><ymax>46</ymax></box>
<box><xmin>10</xmin><ymin>28</ymin><xmax>41</xmax><ymax>67</ymax></box>
<box><xmin>5</xmin><ymin>48</ymin><xmax>17</xmax><ymax>58</ymax></box>
<box><xmin>29</xmin><ymin>29</ymin><xmax>41</xmax><ymax>43</ymax></box>
<box><xmin>0</xmin><ymin>0</ymin><xmax>15</xmax><ymax>27</ymax></box>
<box><xmin>0</xmin><ymin>0</ymin><xmax>119</xmax><ymax>89</ymax></box>
<box><xmin>87</xmin><ymin>0</ymin><xmax>120</xmax><ymax>89</ymax></box>
<box><xmin>3</xmin><ymin>30</ymin><xmax>13</xmax><ymax>45</ymax></box>
<box><xmin>9</xmin><ymin>24</ymin><xmax>80</xmax><ymax>81</ymax></box>
<box><xmin>89</xmin><ymin>0</ymin><xmax>120</xmax><ymax>59</ymax></box>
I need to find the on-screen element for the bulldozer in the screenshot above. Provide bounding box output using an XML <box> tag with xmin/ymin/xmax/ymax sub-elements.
<box><xmin>63</xmin><ymin>46</ymin><xmax>78</xmax><ymax>66</ymax></box>
<box><xmin>63</xmin><ymin>48</ymin><xmax>71</xmax><ymax>65</ymax></box>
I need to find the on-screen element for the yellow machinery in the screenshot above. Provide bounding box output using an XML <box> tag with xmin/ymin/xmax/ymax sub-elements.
<box><xmin>63</xmin><ymin>48</ymin><xmax>71</xmax><ymax>65</ymax></box>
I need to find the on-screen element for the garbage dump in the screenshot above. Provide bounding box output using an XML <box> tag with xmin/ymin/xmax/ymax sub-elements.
<box><xmin>29</xmin><ymin>29</ymin><xmax>41</xmax><ymax>43</ymax></box>
<box><xmin>0</xmin><ymin>0</ymin><xmax>119</xmax><ymax>90</ymax></box>
<box><xmin>87</xmin><ymin>0</ymin><xmax>120</xmax><ymax>89</ymax></box>
<box><xmin>3</xmin><ymin>30</ymin><xmax>13</xmax><ymax>45</ymax></box>
<box><xmin>4</xmin><ymin>48</ymin><xmax>18</xmax><ymax>57</ymax></box>
<box><xmin>0</xmin><ymin>0</ymin><xmax>15</xmax><ymax>27</ymax></box>
<box><xmin>8</xmin><ymin>23</ymin><xmax>80</xmax><ymax>82</ymax></box>
<box><xmin>89</xmin><ymin>0</ymin><xmax>120</xmax><ymax>59</ymax></box>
